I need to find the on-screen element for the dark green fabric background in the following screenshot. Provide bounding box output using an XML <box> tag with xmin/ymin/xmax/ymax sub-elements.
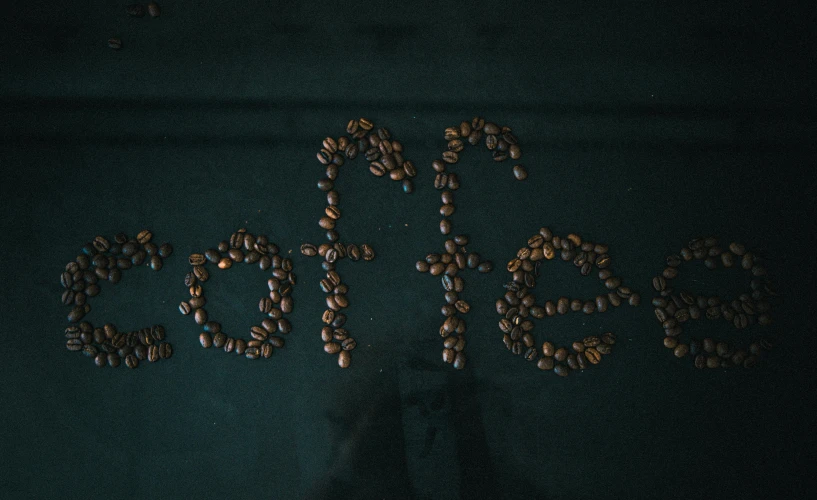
<box><xmin>1</xmin><ymin>1</ymin><xmax>816</xmax><ymax>499</ymax></box>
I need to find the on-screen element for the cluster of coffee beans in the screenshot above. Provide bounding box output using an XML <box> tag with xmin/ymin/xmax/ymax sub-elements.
<box><xmin>316</xmin><ymin>118</ymin><xmax>417</xmax><ymax>198</ymax></box>
<box><xmin>65</xmin><ymin>322</ymin><xmax>172</xmax><ymax>369</ymax></box>
<box><xmin>60</xmin><ymin>230</ymin><xmax>173</xmax><ymax>368</ymax></box>
<box><xmin>414</xmin><ymin>235</ymin><xmax>493</xmax><ymax>369</ymax></box>
<box><xmin>496</xmin><ymin>228</ymin><xmax>639</xmax><ymax>377</ymax></box>
<box><xmin>60</xmin><ymin>230</ymin><xmax>173</xmax><ymax>323</ymax></box>
<box><xmin>432</xmin><ymin>117</ymin><xmax>526</xmax><ymax>235</ymax></box>
<box><xmin>109</xmin><ymin>2</ymin><xmax>162</xmax><ymax>50</ymax></box>
<box><xmin>301</xmin><ymin>242</ymin><xmax>374</xmax><ymax>368</ymax></box>
<box><xmin>180</xmin><ymin>229</ymin><xmax>295</xmax><ymax>360</ymax></box>
<box><xmin>652</xmin><ymin>237</ymin><xmax>778</xmax><ymax>369</ymax></box>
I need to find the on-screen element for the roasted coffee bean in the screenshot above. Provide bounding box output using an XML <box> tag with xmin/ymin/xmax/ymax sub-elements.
<box><xmin>208</xmin><ymin>332</ymin><xmax>225</xmax><ymax>349</ymax></box>
<box><xmin>553</xmin><ymin>364</ymin><xmax>569</xmax><ymax>377</ymax></box>
<box><xmin>652</xmin><ymin>276</ymin><xmax>667</xmax><ymax>291</ymax></box>
<box><xmin>728</xmin><ymin>242</ymin><xmax>746</xmax><ymax>256</ymax></box>
<box><xmin>442</xmin><ymin>151</ymin><xmax>458</xmax><ymax>164</ymax></box>
<box><xmin>146</xmin><ymin>345</ymin><xmax>159</xmax><ymax>362</ymax></box>
<box><xmin>512</xmin><ymin>165</ymin><xmax>527</xmax><ymax>180</ymax></box>
<box><xmin>536</xmin><ymin>357</ymin><xmax>554</xmax><ymax>370</ymax></box>
<box><xmin>361</xmin><ymin>244</ymin><xmax>375</xmax><ymax>261</ymax></box>
<box><xmin>158</xmin><ymin>342</ymin><xmax>172</xmax><ymax>359</ymax></box>
<box><xmin>104</xmin><ymin>352</ymin><xmax>120</xmax><ymax>368</ymax></box>
<box><xmin>125</xmin><ymin>354</ymin><xmax>138</xmax><ymax>369</ymax></box>
<box><xmin>477</xmin><ymin>262</ymin><xmax>493</xmax><ymax>273</ymax></box>
<box><xmin>193</xmin><ymin>308</ymin><xmax>208</xmax><ymax>325</ymax></box>
<box><xmin>146</xmin><ymin>1</ymin><xmax>161</xmax><ymax>17</ymax></box>
<box><xmin>524</xmin><ymin>347</ymin><xmax>538</xmax><ymax>361</ymax></box>
<box><xmin>338</xmin><ymin>350</ymin><xmax>351</xmax><ymax>368</ymax></box>
<box><xmin>219</xmin><ymin>337</ymin><xmax>234</xmax><ymax>353</ymax></box>
<box><xmin>188</xmin><ymin>253</ymin><xmax>206</xmax><ymax>266</ymax></box>
<box><xmin>199</xmin><ymin>332</ymin><xmax>213</xmax><ymax>348</ymax></box>
<box><xmin>584</xmin><ymin>348</ymin><xmax>601</xmax><ymax>364</ymax></box>
<box><xmin>716</xmin><ymin>342</ymin><xmax>732</xmax><ymax>358</ymax></box>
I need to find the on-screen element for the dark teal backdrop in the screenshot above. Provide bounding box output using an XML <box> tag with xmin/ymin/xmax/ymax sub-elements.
<box><xmin>1</xmin><ymin>1</ymin><xmax>815</xmax><ymax>499</ymax></box>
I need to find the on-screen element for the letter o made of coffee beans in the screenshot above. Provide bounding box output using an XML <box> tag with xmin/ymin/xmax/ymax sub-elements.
<box><xmin>180</xmin><ymin>229</ymin><xmax>295</xmax><ymax>360</ymax></box>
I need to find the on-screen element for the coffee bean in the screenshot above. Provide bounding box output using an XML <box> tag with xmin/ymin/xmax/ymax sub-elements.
<box><xmin>512</xmin><ymin>165</ymin><xmax>527</xmax><ymax>180</ymax></box>
<box><xmin>361</xmin><ymin>244</ymin><xmax>375</xmax><ymax>261</ymax></box>
<box><xmin>108</xmin><ymin>37</ymin><xmax>122</xmax><ymax>50</ymax></box>
<box><xmin>123</xmin><ymin>354</ymin><xmax>138</xmax><ymax>369</ymax></box>
<box><xmin>156</xmin><ymin>342</ymin><xmax>172</xmax><ymax>359</ymax></box>
<box><xmin>477</xmin><ymin>262</ymin><xmax>493</xmax><ymax>273</ymax></box>
<box><xmin>147</xmin><ymin>1</ymin><xmax>161</xmax><ymax>17</ymax></box>
<box><xmin>199</xmin><ymin>332</ymin><xmax>213</xmax><ymax>348</ymax></box>
<box><xmin>531</xmin><ymin>356</ymin><xmax>554</xmax><ymax>372</ymax></box>
<box><xmin>338</xmin><ymin>350</ymin><xmax>351</xmax><ymax>368</ymax></box>
<box><xmin>453</xmin><ymin>352</ymin><xmax>466</xmax><ymax>370</ymax></box>
<box><xmin>193</xmin><ymin>308</ymin><xmax>207</xmax><ymax>325</ymax></box>
<box><xmin>207</xmin><ymin>332</ymin><xmax>224</xmax><ymax>349</ymax></box>
<box><xmin>557</xmin><ymin>298</ymin><xmax>569</xmax><ymax>315</ymax></box>
<box><xmin>321</xmin><ymin>341</ymin><xmax>341</xmax><ymax>355</ymax></box>
<box><xmin>146</xmin><ymin>255</ymin><xmax>161</xmax><ymax>271</ymax></box>
<box><xmin>188</xmin><ymin>253</ymin><xmax>206</xmax><ymax>266</ymax></box>
<box><xmin>673</xmin><ymin>344</ymin><xmax>689</xmax><ymax>358</ymax></box>
<box><xmin>652</xmin><ymin>276</ymin><xmax>667</xmax><ymax>291</ymax></box>
<box><xmin>523</xmin><ymin>347</ymin><xmax>538</xmax><ymax>361</ymax></box>
<box><xmin>728</xmin><ymin>242</ymin><xmax>746</xmax><ymax>255</ymax></box>
<box><xmin>442</xmin><ymin>151</ymin><xmax>458</xmax><ymax>164</ymax></box>
<box><xmin>133</xmin><ymin>344</ymin><xmax>148</xmax><ymax>361</ymax></box>
<box><xmin>103</xmin><ymin>352</ymin><xmax>119</xmax><ymax>368</ymax></box>
<box><xmin>67</xmin><ymin>306</ymin><xmax>85</xmax><ymax>323</ymax></box>
<box><xmin>583</xmin><ymin>347</ymin><xmax>600</xmax><ymax>364</ymax></box>
<box><xmin>157</xmin><ymin>243</ymin><xmax>173</xmax><ymax>258</ymax></box>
